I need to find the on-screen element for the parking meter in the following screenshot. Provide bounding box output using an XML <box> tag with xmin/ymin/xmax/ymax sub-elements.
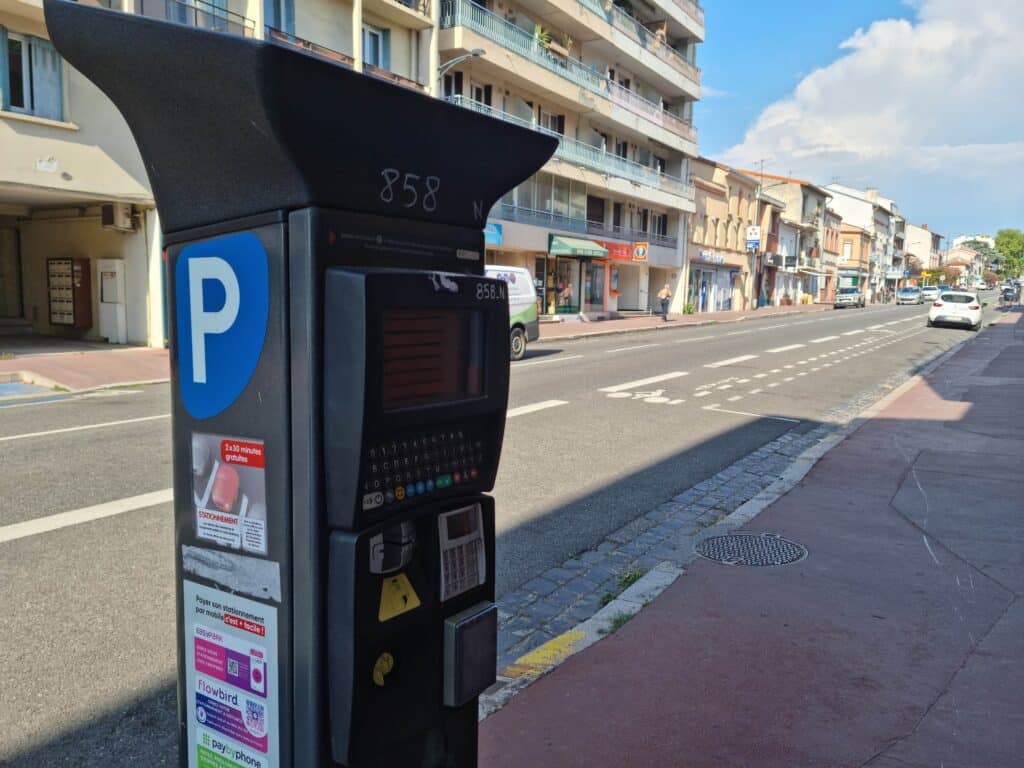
<box><xmin>44</xmin><ymin>4</ymin><xmax>556</xmax><ymax>766</ymax></box>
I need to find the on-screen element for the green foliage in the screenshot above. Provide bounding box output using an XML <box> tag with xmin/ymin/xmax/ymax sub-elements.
<box><xmin>617</xmin><ymin>568</ymin><xmax>645</xmax><ymax>589</ymax></box>
<box><xmin>598</xmin><ymin>612</ymin><xmax>634</xmax><ymax>635</ymax></box>
<box><xmin>533</xmin><ymin>24</ymin><xmax>551</xmax><ymax>47</ymax></box>
<box><xmin>682</xmin><ymin>303</ymin><xmax>695</xmax><ymax>314</ymax></box>
<box><xmin>995</xmin><ymin>229</ymin><xmax>1024</xmax><ymax>277</ymax></box>
<box><xmin>599</xmin><ymin>592</ymin><xmax>615</xmax><ymax>607</ymax></box>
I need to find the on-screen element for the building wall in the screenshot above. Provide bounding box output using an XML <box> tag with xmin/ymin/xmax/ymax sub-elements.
<box><xmin>18</xmin><ymin>209</ymin><xmax>153</xmax><ymax>344</ymax></box>
<box><xmin>294</xmin><ymin>0</ymin><xmax>354</xmax><ymax>54</ymax></box>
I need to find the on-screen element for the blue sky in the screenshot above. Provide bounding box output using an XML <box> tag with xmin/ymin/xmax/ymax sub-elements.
<box><xmin>697</xmin><ymin>0</ymin><xmax>909</xmax><ymax>161</ymax></box>
<box><xmin>693</xmin><ymin>0</ymin><xmax>1024</xmax><ymax>240</ymax></box>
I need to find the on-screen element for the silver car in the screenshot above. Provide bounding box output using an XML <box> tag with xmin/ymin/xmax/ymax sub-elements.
<box><xmin>834</xmin><ymin>287</ymin><xmax>865</xmax><ymax>308</ymax></box>
<box><xmin>896</xmin><ymin>286</ymin><xmax>922</xmax><ymax>305</ymax></box>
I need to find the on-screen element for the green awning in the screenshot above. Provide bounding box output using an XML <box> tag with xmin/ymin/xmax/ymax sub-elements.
<box><xmin>548</xmin><ymin>235</ymin><xmax>608</xmax><ymax>258</ymax></box>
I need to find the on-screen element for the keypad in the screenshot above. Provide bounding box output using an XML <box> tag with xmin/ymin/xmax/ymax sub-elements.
<box><xmin>442</xmin><ymin>539</ymin><xmax>482</xmax><ymax>600</ymax></box>
<box><xmin>361</xmin><ymin>427</ymin><xmax>485</xmax><ymax>511</ymax></box>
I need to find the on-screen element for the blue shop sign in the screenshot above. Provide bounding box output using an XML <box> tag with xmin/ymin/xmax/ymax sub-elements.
<box><xmin>484</xmin><ymin>222</ymin><xmax>503</xmax><ymax>246</ymax></box>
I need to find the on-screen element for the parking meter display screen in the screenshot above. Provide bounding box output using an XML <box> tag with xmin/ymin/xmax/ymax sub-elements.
<box><xmin>382</xmin><ymin>309</ymin><xmax>484</xmax><ymax>410</ymax></box>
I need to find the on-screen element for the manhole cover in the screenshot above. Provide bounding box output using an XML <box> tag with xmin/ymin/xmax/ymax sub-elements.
<box><xmin>695</xmin><ymin>533</ymin><xmax>807</xmax><ymax>566</ymax></box>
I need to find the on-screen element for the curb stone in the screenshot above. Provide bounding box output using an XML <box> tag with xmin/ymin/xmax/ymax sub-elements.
<box><xmin>479</xmin><ymin>325</ymin><xmax>974</xmax><ymax>721</ymax></box>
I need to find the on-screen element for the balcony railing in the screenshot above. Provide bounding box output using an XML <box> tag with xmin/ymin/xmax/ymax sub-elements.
<box><xmin>606</xmin><ymin>3</ymin><xmax>700</xmax><ymax>85</ymax></box>
<box><xmin>266</xmin><ymin>27</ymin><xmax>354</xmax><ymax>67</ymax></box>
<box><xmin>441</xmin><ymin>0</ymin><xmax>604</xmax><ymax>92</ymax></box>
<box><xmin>494</xmin><ymin>203</ymin><xmax>678</xmax><ymax>248</ymax></box>
<box><xmin>605</xmin><ymin>78</ymin><xmax>697</xmax><ymax>143</ymax></box>
<box><xmin>440</xmin><ymin>0</ymin><xmax>697</xmax><ymax>144</ymax></box>
<box><xmin>394</xmin><ymin>0</ymin><xmax>432</xmax><ymax>17</ymax></box>
<box><xmin>365</xmin><ymin>63</ymin><xmax>428</xmax><ymax>91</ymax></box>
<box><xmin>447</xmin><ymin>96</ymin><xmax>693</xmax><ymax>200</ymax></box>
<box><xmin>136</xmin><ymin>0</ymin><xmax>255</xmax><ymax>37</ymax></box>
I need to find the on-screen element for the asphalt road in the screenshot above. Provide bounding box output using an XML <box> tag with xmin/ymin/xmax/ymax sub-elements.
<box><xmin>0</xmin><ymin>298</ymin><xmax>998</xmax><ymax>765</ymax></box>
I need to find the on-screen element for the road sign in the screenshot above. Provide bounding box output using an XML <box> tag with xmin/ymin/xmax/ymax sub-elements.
<box><xmin>903</xmin><ymin>269</ymin><xmax>910</xmax><ymax>277</ymax></box>
<box><xmin>745</xmin><ymin>225</ymin><xmax>761</xmax><ymax>250</ymax></box>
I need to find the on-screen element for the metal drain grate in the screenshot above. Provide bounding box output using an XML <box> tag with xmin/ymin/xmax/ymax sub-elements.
<box><xmin>695</xmin><ymin>533</ymin><xmax>807</xmax><ymax>566</ymax></box>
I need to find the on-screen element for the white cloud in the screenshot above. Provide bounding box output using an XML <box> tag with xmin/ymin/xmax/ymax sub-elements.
<box><xmin>721</xmin><ymin>0</ymin><xmax>1024</xmax><ymax>235</ymax></box>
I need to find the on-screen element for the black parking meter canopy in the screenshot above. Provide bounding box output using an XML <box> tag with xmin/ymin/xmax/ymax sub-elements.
<box><xmin>43</xmin><ymin>0</ymin><xmax>557</xmax><ymax>234</ymax></box>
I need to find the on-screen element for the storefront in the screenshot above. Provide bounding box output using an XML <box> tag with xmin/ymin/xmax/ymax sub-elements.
<box><xmin>686</xmin><ymin>250</ymin><xmax>747</xmax><ymax>313</ymax></box>
<box><xmin>483</xmin><ymin>222</ymin><xmax>546</xmax><ymax>315</ymax></box>
<box><xmin>547</xmin><ymin>236</ymin><xmax>608</xmax><ymax>315</ymax></box>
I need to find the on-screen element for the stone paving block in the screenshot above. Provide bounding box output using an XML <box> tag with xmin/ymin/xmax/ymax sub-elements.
<box><xmin>520</xmin><ymin>577</ymin><xmax>558</xmax><ymax>598</ymax></box>
<box><xmin>541</xmin><ymin>567</ymin><xmax>575</xmax><ymax>585</ymax></box>
<box><xmin>578</xmin><ymin>550</ymin><xmax>606</xmax><ymax>565</ymax></box>
<box><xmin>596</xmin><ymin>541</ymin><xmax>616</xmax><ymax>553</ymax></box>
<box><xmin>523</xmin><ymin>599</ymin><xmax>562</xmax><ymax>622</ymax></box>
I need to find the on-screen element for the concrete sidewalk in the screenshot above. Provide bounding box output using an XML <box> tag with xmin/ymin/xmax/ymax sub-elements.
<box><xmin>482</xmin><ymin>313</ymin><xmax>1024</xmax><ymax>767</ymax></box>
<box><xmin>538</xmin><ymin>303</ymin><xmax>832</xmax><ymax>342</ymax></box>
<box><xmin>0</xmin><ymin>346</ymin><xmax>169</xmax><ymax>393</ymax></box>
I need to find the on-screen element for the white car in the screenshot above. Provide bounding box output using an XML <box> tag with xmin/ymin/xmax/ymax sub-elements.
<box><xmin>896</xmin><ymin>286</ymin><xmax>922</xmax><ymax>305</ymax></box>
<box><xmin>920</xmin><ymin>286</ymin><xmax>940</xmax><ymax>302</ymax></box>
<box><xmin>928</xmin><ymin>291</ymin><xmax>983</xmax><ymax>331</ymax></box>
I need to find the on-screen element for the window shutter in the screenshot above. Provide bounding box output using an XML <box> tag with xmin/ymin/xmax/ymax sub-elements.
<box><xmin>381</xmin><ymin>29</ymin><xmax>390</xmax><ymax>70</ymax></box>
<box><xmin>556</xmin><ymin>114</ymin><xmax>565</xmax><ymax>135</ymax></box>
<box><xmin>30</xmin><ymin>37</ymin><xmax>63</xmax><ymax>120</ymax></box>
<box><xmin>0</xmin><ymin>27</ymin><xmax>9</xmax><ymax>112</ymax></box>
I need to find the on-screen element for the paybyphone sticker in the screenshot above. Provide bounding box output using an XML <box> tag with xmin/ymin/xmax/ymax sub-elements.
<box><xmin>192</xmin><ymin>432</ymin><xmax>267</xmax><ymax>555</ymax></box>
<box><xmin>184</xmin><ymin>580</ymin><xmax>278</xmax><ymax>768</ymax></box>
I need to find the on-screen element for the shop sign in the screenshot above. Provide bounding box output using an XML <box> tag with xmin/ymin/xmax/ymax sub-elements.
<box><xmin>632</xmin><ymin>242</ymin><xmax>649</xmax><ymax>262</ymax></box>
<box><xmin>745</xmin><ymin>225</ymin><xmax>761</xmax><ymax>250</ymax></box>
<box><xmin>484</xmin><ymin>222</ymin><xmax>503</xmax><ymax>246</ymax></box>
<box><xmin>697</xmin><ymin>250</ymin><xmax>726</xmax><ymax>265</ymax></box>
<box><xmin>593</xmin><ymin>240</ymin><xmax>633</xmax><ymax>261</ymax></box>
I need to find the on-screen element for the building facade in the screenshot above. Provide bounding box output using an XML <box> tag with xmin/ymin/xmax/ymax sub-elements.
<box><xmin>685</xmin><ymin>158</ymin><xmax>757</xmax><ymax>313</ymax></box>
<box><xmin>1</xmin><ymin>0</ymin><xmax>162</xmax><ymax>345</ymax></box>
<box><xmin>744</xmin><ymin>171</ymin><xmax>829</xmax><ymax>305</ymax></box>
<box><xmin>826</xmin><ymin>184</ymin><xmax>905</xmax><ymax>301</ymax></box>
<box><xmin>821</xmin><ymin>208</ymin><xmax>841</xmax><ymax>303</ymax></box>
<box><xmin>904</xmin><ymin>222</ymin><xmax>944</xmax><ymax>272</ymax></box>
<box><xmin>837</xmin><ymin>223</ymin><xmax>871</xmax><ymax>299</ymax></box>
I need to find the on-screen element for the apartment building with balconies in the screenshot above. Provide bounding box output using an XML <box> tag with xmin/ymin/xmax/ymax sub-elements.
<box><xmin>838</xmin><ymin>223</ymin><xmax>872</xmax><ymax>299</ymax></box>
<box><xmin>825</xmin><ymin>183</ymin><xmax>905</xmax><ymax>301</ymax></box>
<box><xmin>439</xmin><ymin>0</ymin><xmax>702</xmax><ymax>316</ymax></box>
<box><xmin>0</xmin><ymin>0</ymin><xmax>164</xmax><ymax>345</ymax></box>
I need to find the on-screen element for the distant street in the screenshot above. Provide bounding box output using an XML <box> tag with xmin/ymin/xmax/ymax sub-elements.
<box><xmin>0</xmin><ymin>301</ymin><xmax>990</xmax><ymax>764</ymax></box>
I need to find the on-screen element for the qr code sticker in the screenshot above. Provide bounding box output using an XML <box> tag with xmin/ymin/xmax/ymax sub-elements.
<box><xmin>245</xmin><ymin>699</ymin><xmax>267</xmax><ymax>737</ymax></box>
<box><xmin>228</xmin><ymin>659</ymin><xmax>239</xmax><ymax>677</ymax></box>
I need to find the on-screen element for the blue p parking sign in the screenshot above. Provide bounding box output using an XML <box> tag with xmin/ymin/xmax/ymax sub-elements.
<box><xmin>175</xmin><ymin>232</ymin><xmax>269</xmax><ymax>419</ymax></box>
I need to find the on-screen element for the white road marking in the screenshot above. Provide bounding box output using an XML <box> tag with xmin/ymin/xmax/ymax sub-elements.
<box><xmin>868</xmin><ymin>324</ymin><xmax>885</xmax><ymax>329</ymax></box>
<box><xmin>797</xmin><ymin>372</ymin><xmax>808</xmax><ymax>376</ymax></box>
<box><xmin>766</xmin><ymin>344</ymin><xmax>805</xmax><ymax>353</ymax></box>
<box><xmin>736</xmin><ymin>378</ymin><xmax>752</xmax><ymax>384</ymax></box>
<box><xmin>783</xmin><ymin>376</ymin><xmax>795</xmax><ymax>382</ymax></box>
<box><xmin>506</xmin><ymin>400</ymin><xmax>569</xmax><ymax>418</ymax></box>
<box><xmin>724</xmin><ymin>330</ymin><xmax>752</xmax><ymax>336</ymax></box>
<box><xmin>783</xmin><ymin>365</ymin><xmax>794</xmax><ymax>369</ymax></box>
<box><xmin>716</xmin><ymin>384</ymin><xmax>733</xmax><ymax>390</ymax></box>
<box><xmin>727</xmin><ymin>395</ymin><xmax>743</xmax><ymax>402</ymax></box>
<box><xmin>600</xmin><ymin>372</ymin><xmax>689</xmax><ymax>393</ymax></box>
<box><xmin>705</xmin><ymin>354</ymin><xmax>758</xmax><ymax>368</ymax></box>
<box><xmin>605</xmin><ymin>344</ymin><xmax>658</xmax><ymax>354</ymax></box>
<box><xmin>0</xmin><ymin>489</ymin><xmax>174</xmax><ymax>544</ymax></box>
<box><xmin>810</xmin><ymin>336</ymin><xmax>839</xmax><ymax>343</ymax></box>
<box><xmin>754</xmin><ymin>373</ymin><xmax>767</xmax><ymax>379</ymax></box>
<box><xmin>770</xmin><ymin>368</ymin><xmax>782</xmax><ymax>374</ymax></box>
<box><xmin>749</xmin><ymin>388</ymin><xmax>764</xmax><ymax>394</ymax></box>
<box><xmin>694</xmin><ymin>391</ymin><xmax>712</xmax><ymax>398</ymax></box>
<box><xmin>842</xmin><ymin>330</ymin><xmax>865</xmax><ymax>336</ymax></box>
<box><xmin>0</xmin><ymin>414</ymin><xmax>170</xmax><ymax>443</ymax></box>
<box><xmin>513</xmin><ymin>354</ymin><xmax>584</xmax><ymax>368</ymax></box>
<box><xmin>675</xmin><ymin>335</ymin><xmax>715</xmax><ymax>344</ymax></box>
<box><xmin>885</xmin><ymin>321</ymin><xmax>901</xmax><ymax>326</ymax></box>
<box><xmin>767</xmin><ymin>382</ymin><xmax>780</xmax><ymax>388</ymax></box>
<box><xmin>668</xmin><ymin>399</ymin><xmax>685</xmax><ymax>405</ymax></box>
<box><xmin>811</xmin><ymin>367</ymin><xmax>821</xmax><ymax>372</ymax></box>
<box><xmin>702</xmin><ymin>405</ymin><xmax>800</xmax><ymax>423</ymax></box>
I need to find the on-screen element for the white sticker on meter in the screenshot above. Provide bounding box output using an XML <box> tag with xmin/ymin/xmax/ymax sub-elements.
<box><xmin>362</xmin><ymin>492</ymin><xmax>384</xmax><ymax>511</ymax></box>
<box><xmin>438</xmin><ymin>504</ymin><xmax>486</xmax><ymax>601</ymax></box>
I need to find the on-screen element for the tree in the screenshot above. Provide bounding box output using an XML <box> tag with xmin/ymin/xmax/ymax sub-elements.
<box><xmin>961</xmin><ymin>238</ymin><xmax>1000</xmax><ymax>266</ymax></box>
<box><xmin>994</xmin><ymin>229</ymin><xmax>1024</xmax><ymax>277</ymax></box>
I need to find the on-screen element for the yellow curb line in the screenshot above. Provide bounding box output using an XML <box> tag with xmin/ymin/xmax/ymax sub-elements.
<box><xmin>500</xmin><ymin>629</ymin><xmax>587</xmax><ymax>679</ymax></box>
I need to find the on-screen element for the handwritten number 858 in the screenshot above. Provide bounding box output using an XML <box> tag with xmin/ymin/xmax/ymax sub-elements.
<box><xmin>381</xmin><ymin>169</ymin><xmax>440</xmax><ymax>213</ymax></box>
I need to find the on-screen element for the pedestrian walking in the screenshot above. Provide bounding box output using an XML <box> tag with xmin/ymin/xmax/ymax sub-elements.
<box><xmin>657</xmin><ymin>283</ymin><xmax>672</xmax><ymax>321</ymax></box>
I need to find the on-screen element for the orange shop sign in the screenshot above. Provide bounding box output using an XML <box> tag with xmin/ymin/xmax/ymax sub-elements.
<box><xmin>593</xmin><ymin>240</ymin><xmax>633</xmax><ymax>261</ymax></box>
<box><xmin>633</xmin><ymin>242</ymin><xmax>649</xmax><ymax>262</ymax></box>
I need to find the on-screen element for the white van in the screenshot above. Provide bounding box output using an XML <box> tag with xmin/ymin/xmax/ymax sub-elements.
<box><xmin>485</xmin><ymin>265</ymin><xmax>539</xmax><ymax>361</ymax></box>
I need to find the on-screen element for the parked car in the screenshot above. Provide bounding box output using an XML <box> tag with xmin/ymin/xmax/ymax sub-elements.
<box><xmin>485</xmin><ymin>265</ymin><xmax>539</xmax><ymax>361</ymax></box>
<box><xmin>928</xmin><ymin>291</ymin><xmax>983</xmax><ymax>331</ymax></box>
<box><xmin>920</xmin><ymin>286</ymin><xmax>940</xmax><ymax>302</ymax></box>
<box><xmin>834</xmin><ymin>286</ymin><xmax>865</xmax><ymax>308</ymax></box>
<box><xmin>896</xmin><ymin>286</ymin><xmax>922</xmax><ymax>305</ymax></box>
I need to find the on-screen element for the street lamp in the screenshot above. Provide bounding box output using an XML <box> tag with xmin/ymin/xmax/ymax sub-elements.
<box><xmin>437</xmin><ymin>49</ymin><xmax>485</xmax><ymax>94</ymax></box>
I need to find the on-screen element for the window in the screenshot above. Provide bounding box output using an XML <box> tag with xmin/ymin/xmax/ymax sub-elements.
<box><xmin>264</xmin><ymin>0</ymin><xmax>294</xmax><ymax>33</ymax></box>
<box><xmin>1</xmin><ymin>30</ymin><xmax>63</xmax><ymax>120</ymax></box>
<box><xmin>362</xmin><ymin>24</ymin><xmax>389</xmax><ymax>69</ymax></box>
<box><xmin>842</xmin><ymin>241</ymin><xmax>852</xmax><ymax>263</ymax></box>
<box><xmin>612</xmin><ymin>202</ymin><xmax>623</xmax><ymax>229</ymax></box>
<box><xmin>615</xmin><ymin>140</ymin><xmax>628</xmax><ymax>160</ymax></box>
<box><xmin>553</xmin><ymin>177</ymin><xmax>569</xmax><ymax>217</ymax></box>
<box><xmin>652</xmin><ymin>213</ymin><xmax>668</xmax><ymax>237</ymax></box>
<box><xmin>538</xmin><ymin>109</ymin><xmax>564</xmax><ymax>134</ymax></box>
<box><xmin>471</xmin><ymin>83</ymin><xmax>492</xmax><ymax>107</ymax></box>
<box><xmin>652</xmin><ymin>155</ymin><xmax>666</xmax><ymax>174</ymax></box>
<box><xmin>443</xmin><ymin>71</ymin><xmax>463</xmax><ymax>98</ymax></box>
